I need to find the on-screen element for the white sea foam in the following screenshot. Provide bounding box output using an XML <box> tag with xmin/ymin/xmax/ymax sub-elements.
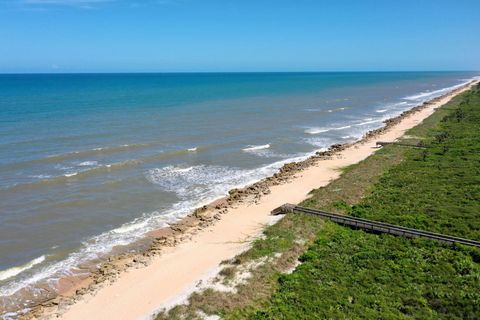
<box><xmin>172</xmin><ymin>166</ymin><xmax>194</xmax><ymax>173</ymax></box>
<box><xmin>4</xmin><ymin>158</ymin><xmax>319</xmax><ymax>296</ymax></box>
<box><xmin>187</xmin><ymin>147</ymin><xmax>197</xmax><ymax>152</ymax></box>
<box><xmin>63</xmin><ymin>172</ymin><xmax>78</xmax><ymax>178</ymax></box>
<box><xmin>305</xmin><ymin>125</ymin><xmax>352</xmax><ymax>135</ymax></box>
<box><xmin>112</xmin><ymin>220</ymin><xmax>149</xmax><ymax>234</ymax></box>
<box><xmin>30</xmin><ymin>174</ymin><xmax>52</xmax><ymax>179</ymax></box>
<box><xmin>242</xmin><ymin>144</ymin><xmax>270</xmax><ymax>152</ymax></box>
<box><xmin>403</xmin><ymin>80</ymin><xmax>470</xmax><ymax>101</ymax></box>
<box><xmin>327</xmin><ymin>107</ymin><xmax>347</xmax><ymax>113</ymax></box>
<box><xmin>242</xmin><ymin>144</ymin><xmax>301</xmax><ymax>159</ymax></box>
<box><xmin>0</xmin><ymin>256</ymin><xmax>46</xmax><ymax>282</ymax></box>
<box><xmin>147</xmin><ymin>155</ymin><xmax>314</xmax><ymax>203</ymax></box>
<box><xmin>404</xmin><ymin>90</ymin><xmax>440</xmax><ymax>101</ymax></box>
<box><xmin>304</xmin><ymin>128</ymin><xmax>329</xmax><ymax>134</ymax></box>
<box><xmin>78</xmin><ymin>161</ymin><xmax>98</xmax><ymax>167</ymax></box>
<box><xmin>355</xmin><ymin>119</ymin><xmax>383</xmax><ymax>126</ymax></box>
<box><xmin>304</xmin><ymin>137</ymin><xmax>335</xmax><ymax>148</ymax></box>
<box><xmin>305</xmin><ymin>117</ymin><xmax>385</xmax><ymax>146</ymax></box>
<box><xmin>0</xmin><ymin>211</ymin><xmax>172</xmax><ymax>297</ymax></box>
<box><xmin>375</xmin><ymin>101</ymin><xmax>409</xmax><ymax>114</ymax></box>
<box><xmin>305</xmin><ymin>107</ymin><xmax>346</xmax><ymax>113</ymax></box>
<box><xmin>306</xmin><ymin>117</ymin><xmax>383</xmax><ymax>138</ymax></box>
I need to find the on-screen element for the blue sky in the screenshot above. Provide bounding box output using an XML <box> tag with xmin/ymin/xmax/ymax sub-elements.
<box><xmin>1</xmin><ymin>0</ymin><xmax>479</xmax><ymax>73</ymax></box>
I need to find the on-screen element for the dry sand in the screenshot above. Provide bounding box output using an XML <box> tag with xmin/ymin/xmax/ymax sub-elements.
<box><xmin>44</xmin><ymin>81</ymin><xmax>477</xmax><ymax>320</ymax></box>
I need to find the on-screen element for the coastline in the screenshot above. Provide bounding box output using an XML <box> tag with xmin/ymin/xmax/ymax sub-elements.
<box><xmin>6</xmin><ymin>79</ymin><xmax>478</xmax><ymax>320</ymax></box>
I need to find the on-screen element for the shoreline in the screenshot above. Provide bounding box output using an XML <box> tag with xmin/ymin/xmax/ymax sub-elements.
<box><xmin>4</xmin><ymin>80</ymin><xmax>477</xmax><ymax>319</ymax></box>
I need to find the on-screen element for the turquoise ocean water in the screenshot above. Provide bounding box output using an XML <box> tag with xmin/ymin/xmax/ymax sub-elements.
<box><xmin>0</xmin><ymin>72</ymin><xmax>478</xmax><ymax>313</ymax></box>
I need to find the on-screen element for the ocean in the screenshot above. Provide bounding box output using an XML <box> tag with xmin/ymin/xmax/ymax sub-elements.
<box><xmin>0</xmin><ymin>72</ymin><xmax>478</xmax><ymax>311</ymax></box>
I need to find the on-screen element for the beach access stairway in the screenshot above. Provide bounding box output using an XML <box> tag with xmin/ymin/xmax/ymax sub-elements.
<box><xmin>272</xmin><ymin>204</ymin><xmax>480</xmax><ymax>248</ymax></box>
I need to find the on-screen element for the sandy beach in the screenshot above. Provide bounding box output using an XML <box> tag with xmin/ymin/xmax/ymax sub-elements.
<box><xmin>23</xmin><ymin>80</ymin><xmax>477</xmax><ymax>320</ymax></box>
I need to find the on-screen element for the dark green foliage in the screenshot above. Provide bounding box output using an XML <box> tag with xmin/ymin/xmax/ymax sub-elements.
<box><xmin>251</xmin><ymin>223</ymin><xmax>480</xmax><ymax>320</ymax></box>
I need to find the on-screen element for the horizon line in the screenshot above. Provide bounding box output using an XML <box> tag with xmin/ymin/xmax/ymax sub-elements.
<box><xmin>1</xmin><ymin>70</ymin><xmax>479</xmax><ymax>75</ymax></box>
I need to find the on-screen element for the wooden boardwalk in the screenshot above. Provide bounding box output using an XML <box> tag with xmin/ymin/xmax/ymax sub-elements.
<box><xmin>272</xmin><ymin>204</ymin><xmax>480</xmax><ymax>248</ymax></box>
<box><xmin>376</xmin><ymin>141</ymin><xmax>428</xmax><ymax>148</ymax></box>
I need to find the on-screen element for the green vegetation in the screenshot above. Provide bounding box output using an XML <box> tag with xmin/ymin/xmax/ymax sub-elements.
<box><xmin>250</xmin><ymin>224</ymin><xmax>479</xmax><ymax>320</ymax></box>
<box><xmin>156</xmin><ymin>85</ymin><xmax>480</xmax><ymax>319</ymax></box>
<box><xmin>250</xmin><ymin>86</ymin><xmax>480</xmax><ymax>319</ymax></box>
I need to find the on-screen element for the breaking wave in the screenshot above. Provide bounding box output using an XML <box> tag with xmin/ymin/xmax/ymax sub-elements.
<box><xmin>242</xmin><ymin>144</ymin><xmax>270</xmax><ymax>152</ymax></box>
<box><xmin>0</xmin><ymin>256</ymin><xmax>46</xmax><ymax>282</ymax></box>
<box><xmin>403</xmin><ymin>80</ymin><xmax>472</xmax><ymax>102</ymax></box>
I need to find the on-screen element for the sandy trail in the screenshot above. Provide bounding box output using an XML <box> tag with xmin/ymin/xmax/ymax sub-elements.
<box><xmin>58</xmin><ymin>82</ymin><xmax>476</xmax><ymax>320</ymax></box>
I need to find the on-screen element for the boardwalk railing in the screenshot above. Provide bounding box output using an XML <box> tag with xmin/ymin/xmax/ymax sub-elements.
<box><xmin>376</xmin><ymin>141</ymin><xmax>428</xmax><ymax>149</ymax></box>
<box><xmin>272</xmin><ymin>204</ymin><xmax>480</xmax><ymax>248</ymax></box>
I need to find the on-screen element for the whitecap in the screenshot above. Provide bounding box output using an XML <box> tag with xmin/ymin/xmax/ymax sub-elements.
<box><xmin>30</xmin><ymin>174</ymin><xmax>52</xmax><ymax>179</ymax></box>
<box><xmin>355</xmin><ymin>119</ymin><xmax>383</xmax><ymax>126</ymax></box>
<box><xmin>335</xmin><ymin>125</ymin><xmax>352</xmax><ymax>130</ymax></box>
<box><xmin>64</xmin><ymin>172</ymin><xmax>78</xmax><ymax>177</ymax></box>
<box><xmin>0</xmin><ymin>256</ymin><xmax>46</xmax><ymax>282</ymax></box>
<box><xmin>78</xmin><ymin>161</ymin><xmax>98</xmax><ymax>167</ymax></box>
<box><xmin>305</xmin><ymin>124</ymin><xmax>351</xmax><ymax>135</ymax></box>
<box><xmin>376</xmin><ymin>109</ymin><xmax>388</xmax><ymax>113</ymax></box>
<box><xmin>187</xmin><ymin>147</ymin><xmax>197</xmax><ymax>152</ymax></box>
<box><xmin>304</xmin><ymin>128</ymin><xmax>329</xmax><ymax>135</ymax></box>
<box><xmin>242</xmin><ymin>144</ymin><xmax>270</xmax><ymax>152</ymax></box>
